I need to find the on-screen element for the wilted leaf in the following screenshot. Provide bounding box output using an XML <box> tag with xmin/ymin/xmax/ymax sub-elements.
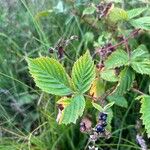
<box><xmin>89</xmin><ymin>78</ymin><xmax>105</xmax><ymax>98</ymax></box>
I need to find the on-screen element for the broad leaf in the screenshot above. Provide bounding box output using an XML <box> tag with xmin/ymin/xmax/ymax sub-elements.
<box><xmin>140</xmin><ymin>95</ymin><xmax>150</xmax><ymax>138</ymax></box>
<box><xmin>130</xmin><ymin>17</ymin><xmax>150</xmax><ymax>30</ymax></box>
<box><xmin>100</xmin><ymin>68</ymin><xmax>119</xmax><ymax>82</ymax></box>
<box><xmin>131</xmin><ymin>44</ymin><xmax>149</xmax><ymax>60</ymax></box>
<box><xmin>127</xmin><ymin>7</ymin><xmax>147</xmax><ymax>19</ymax></box>
<box><xmin>27</xmin><ymin>57</ymin><xmax>72</xmax><ymax>96</ymax></box>
<box><xmin>109</xmin><ymin>7</ymin><xmax>128</xmax><ymax>22</ymax></box>
<box><xmin>130</xmin><ymin>45</ymin><xmax>150</xmax><ymax>75</ymax></box>
<box><xmin>72</xmin><ymin>51</ymin><xmax>95</xmax><ymax>93</ymax></box>
<box><xmin>131</xmin><ymin>61</ymin><xmax>150</xmax><ymax>75</ymax></box>
<box><xmin>61</xmin><ymin>95</ymin><xmax>85</xmax><ymax>124</ymax></box>
<box><xmin>113</xmin><ymin>67</ymin><xmax>135</xmax><ymax>95</ymax></box>
<box><xmin>105</xmin><ymin>49</ymin><xmax>129</xmax><ymax>69</ymax></box>
<box><xmin>107</xmin><ymin>95</ymin><xmax>128</xmax><ymax>108</ymax></box>
<box><xmin>89</xmin><ymin>77</ymin><xmax>105</xmax><ymax>98</ymax></box>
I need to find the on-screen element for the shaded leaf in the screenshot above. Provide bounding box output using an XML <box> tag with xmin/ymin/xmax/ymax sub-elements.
<box><xmin>107</xmin><ymin>95</ymin><xmax>128</xmax><ymax>108</ymax></box>
<box><xmin>113</xmin><ymin>67</ymin><xmax>135</xmax><ymax>95</ymax></box>
<box><xmin>27</xmin><ymin>57</ymin><xmax>72</xmax><ymax>96</ymax></box>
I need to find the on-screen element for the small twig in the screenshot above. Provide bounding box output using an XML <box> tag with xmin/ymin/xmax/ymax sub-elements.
<box><xmin>132</xmin><ymin>88</ymin><xmax>145</xmax><ymax>95</ymax></box>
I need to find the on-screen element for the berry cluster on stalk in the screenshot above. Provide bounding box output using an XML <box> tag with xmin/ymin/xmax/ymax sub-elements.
<box><xmin>95</xmin><ymin>112</ymin><xmax>107</xmax><ymax>134</ymax></box>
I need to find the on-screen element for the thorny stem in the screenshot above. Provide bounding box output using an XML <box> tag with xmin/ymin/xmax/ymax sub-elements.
<box><xmin>96</xmin><ymin>29</ymin><xmax>141</xmax><ymax>55</ymax></box>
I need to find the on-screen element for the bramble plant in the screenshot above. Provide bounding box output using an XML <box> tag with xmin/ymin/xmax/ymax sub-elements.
<box><xmin>27</xmin><ymin>1</ymin><xmax>150</xmax><ymax>149</ymax></box>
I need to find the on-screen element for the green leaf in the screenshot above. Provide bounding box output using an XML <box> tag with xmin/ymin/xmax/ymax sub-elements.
<box><xmin>61</xmin><ymin>95</ymin><xmax>85</xmax><ymax>124</ymax></box>
<box><xmin>100</xmin><ymin>69</ymin><xmax>119</xmax><ymax>82</ymax></box>
<box><xmin>92</xmin><ymin>102</ymin><xmax>103</xmax><ymax>112</ymax></box>
<box><xmin>107</xmin><ymin>95</ymin><xmax>128</xmax><ymax>108</ymax></box>
<box><xmin>83</xmin><ymin>5</ymin><xmax>96</xmax><ymax>16</ymax></box>
<box><xmin>106</xmin><ymin>108</ymin><xmax>113</xmax><ymax>131</ymax></box>
<box><xmin>27</xmin><ymin>57</ymin><xmax>72</xmax><ymax>96</ymax></box>
<box><xmin>113</xmin><ymin>67</ymin><xmax>135</xmax><ymax>95</ymax></box>
<box><xmin>105</xmin><ymin>49</ymin><xmax>129</xmax><ymax>69</ymax></box>
<box><xmin>131</xmin><ymin>61</ymin><xmax>150</xmax><ymax>75</ymax></box>
<box><xmin>72</xmin><ymin>51</ymin><xmax>95</xmax><ymax>93</ymax></box>
<box><xmin>130</xmin><ymin>17</ymin><xmax>150</xmax><ymax>30</ymax></box>
<box><xmin>131</xmin><ymin>45</ymin><xmax>150</xmax><ymax>75</ymax></box>
<box><xmin>109</xmin><ymin>7</ymin><xmax>128</xmax><ymax>22</ymax></box>
<box><xmin>103</xmin><ymin>102</ymin><xmax>115</xmax><ymax>111</ymax></box>
<box><xmin>127</xmin><ymin>7</ymin><xmax>147</xmax><ymax>19</ymax></box>
<box><xmin>131</xmin><ymin>45</ymin><xmax>149</xmax><ymax>60</ymax></box>
<box><xmin>139</xmin><ymin>95</ymin><xmax>150</xmax><ymax>138</ymax></box>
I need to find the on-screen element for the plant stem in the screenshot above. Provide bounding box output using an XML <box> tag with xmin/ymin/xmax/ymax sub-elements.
<box><xmin>132</xmin><ymin>88</ymin><xmax>145</xmax><ymax>95</ymax></box>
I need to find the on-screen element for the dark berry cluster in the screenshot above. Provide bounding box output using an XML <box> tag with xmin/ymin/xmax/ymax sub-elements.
<box><xmin>95</xmin><ymin>112</ymin><xmax>108</xmax><ymax>133</ymax></box>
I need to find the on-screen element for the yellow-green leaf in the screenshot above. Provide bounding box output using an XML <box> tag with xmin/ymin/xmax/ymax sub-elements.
<box><xmin>27</xmin><ymin>57</ymin><xmax>72</xmax><ymax>96</ymax></box>
<box><xmin>139</xmin><ymin>95</ymin><xmax>150</xmax><ymax>138</ymax></box>
<box><xmin>72</xmin><ymin>51</ymin><xmax>96</xmax><ymax>93</ymax></box>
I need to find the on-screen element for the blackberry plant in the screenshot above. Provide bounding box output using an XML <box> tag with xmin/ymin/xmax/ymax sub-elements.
<box><xmin>27</xmin><ymin>0</ymin><xmax>150</xmax><ymax>149</ymax></box>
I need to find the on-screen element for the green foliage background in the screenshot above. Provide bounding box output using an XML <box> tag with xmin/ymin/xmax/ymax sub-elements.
<box><xmin>0</xmin><ymin>0</ymin><xmax>150</xmax><ymax>150</ymax></box>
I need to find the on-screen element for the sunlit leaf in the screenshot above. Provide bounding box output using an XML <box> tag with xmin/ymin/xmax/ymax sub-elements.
<box><xmin>27</xmin><ymin>57</ymin><xmax>72</xmax><ymax>96</ymax></box>
<box><xmin>72</xmin><ymin>51</ymin><xmax>96</xmax><ymax>93</ymax></box>
<box><xmin>139</xmin><ymin>95</ymin><xmax>150</xmax><ymax>138</ymax></box>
